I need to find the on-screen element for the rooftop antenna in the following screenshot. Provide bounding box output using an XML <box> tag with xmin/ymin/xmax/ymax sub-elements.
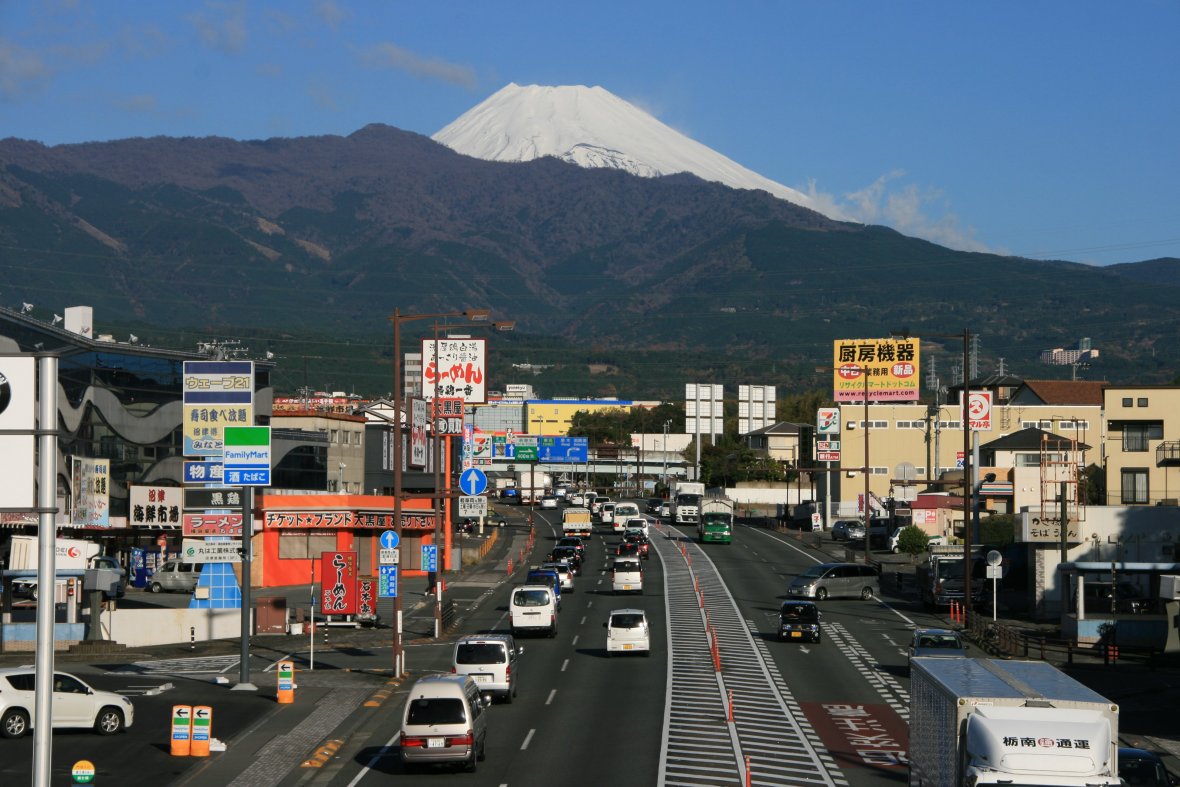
<box><xmin>52</xmin><ymin>314</ymin><xmax>63</xmax><ymax>326</ymax></box>
<box><xmin>21</xmin><ymin>302</ymin><xmax>33</xmax><ymax>314</ymax></box>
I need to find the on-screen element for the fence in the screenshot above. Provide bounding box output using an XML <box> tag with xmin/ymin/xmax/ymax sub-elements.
<box><xmin>961</xmin><ymin>608</ymin><xmax>1152</xmax><ymax>667</ymax></box>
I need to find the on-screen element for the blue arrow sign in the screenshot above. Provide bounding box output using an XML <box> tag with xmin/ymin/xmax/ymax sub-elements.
<box><xmin>458</xmin><ymin>468</ymin><xmax>488</xmax><ymax>496</ymax></box>
<box><xmin>379</xmin><ymin>529</ymin><xmax>399</xmax><ymax>550</ymax></box>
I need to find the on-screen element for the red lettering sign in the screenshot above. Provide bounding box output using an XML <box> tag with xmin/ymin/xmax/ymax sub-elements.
<box><xmin>320</xmin><ymin>552</ymin><xmax>357</xmax><ymax>615</ymax></box>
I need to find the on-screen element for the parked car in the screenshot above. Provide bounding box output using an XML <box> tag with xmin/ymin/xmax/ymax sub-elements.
<box><xmin>604</xmin><ymin>608</ymin><xmax>651</xmax><ymax>656</ymax></box>
<box><xmin>451</xmin><ymin>634</ymin><xmax>522</xmax><ymax>704</ymax></box>
<box><xmin>148</xmin><ymin>561</ymin><xmax>201</xmax><ymax>593</ymax></box>
<box><xmin>786</xmin><ymin>562</ymin><xmax>880</xmax><ymax>601</ymax></box>
<box><xmin>831</xmin><ymin>520</ymin><xmax>865</xmax><ymax>542</ymax></box>
<box><xmin>0</xmin><ymin>668</ymin><xmax>134</xmax><ymax>738</ymax></box>
<box><xmin>778</xmin><ymin>601</ymin><xmax>822</xmax><ymax>643</ymax></box>
<box><xmin>907</xmin><ymin>628</ymin><xmax>969</xmax><ymax>662</ymax></box>
<box><xmin>1118</xmin><ymin>746</ymin><xmax>1178</xmax><ymax>786</ymax></box>
<box><xmin>399</xmin><ymin>674</ymin><xmax>488</xmax><ymax>772</ymax></box>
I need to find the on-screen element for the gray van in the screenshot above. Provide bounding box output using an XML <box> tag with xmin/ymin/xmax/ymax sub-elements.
<box><xmin>148</xmin><ymin>561</ymin><xmax>201</xmax><ymax>593</ymax></box>
<box><xmin>786</xmin><ymin>562</ymin><xmax>880</xmax><ymax>600</ymax></box>
<box><xmin>400</xmin><ymin>674</ymin><xmax>489</xmax><ymax>772</ymax></box>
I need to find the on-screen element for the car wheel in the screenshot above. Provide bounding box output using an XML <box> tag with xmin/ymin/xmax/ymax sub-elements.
<box><xmin>476</xmin><ymin>734</ymin><xmax>487</xmax><ymax>761</ymax></box>
<box><xmin>95</xmin><ymin>707</ymin><xmax>124</xmax><ymax>735</ymax></box>
<box><xmin>150</xmin><ymin>582</ymin><xmax>163</xmax><ymax>593</ymax></box>
<box><xmin>505</xmin><ymin>685</ymin><xmax>514</xmax><ymax>705</ymax></box>
<box><xmin>815</xmin><ymin>588</ymin><xmax>829</xmax><ymax>601</ymax></box>
<box><xmin>1</xmin><ymin>709</ymin><xmax>29</xmax><ymax>739</ymax></box>
<box><xmin>861</xmin><ymin>586</ymin><xmax>875</xmax><ymax>600</ymax></box>
<box><xmin>29</xmin><ymin>586</ymin><xmax>38</xmax><ymax>600</ymax></box>
<box><xmin>814</xmin><ymin>633</ymin><xmax>822</xmax><ymax>644</ymax></box>
<box><xmin>548</xmin><ymin>624</ymin><xmax>557</xmax><ymax>639</ymax></box>
<box><xmin>465</xmin><ymin>747</ymin><xmax>478</xmax><ymax>772</ymax></box>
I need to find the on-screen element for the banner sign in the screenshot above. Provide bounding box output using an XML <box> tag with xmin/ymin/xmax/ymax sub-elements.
<box><xmin>73</xmin><ymin>457</ymin><xmax>110</xmax><ymax>527</ymax></box>
<box><xmin>832</xmin><ymin>338</ymin><xmax>920</xmax><ymax>403</ymax></box>
<box><xmin>422</xmin><ymin>339</ymin><xmax>487</xmax><ymax>404</ymax></box>
<box><xmin>432</xmin><ymin>397</ymin><xmax>465</xmax><ymax>435</ymax></box>
<box><xmin>183</xmin><ymin>513</ymin><xmax>243</xmax><ymax>536</ymax></box>
<box><xmin>357</xmin><ymin>578</ymin><xmax>377</xmax><ymax>619</ymax></box>
<box><xmin>965</xmin><ymin>390</ymin><xmax>993</xmax><ymax>430</ymax></box>
<box><xmin>130</xmin><ymin>485</ymin><xmax>183</xmax><ymax>527</ymax></box>
<box><xmin>183</xmin><ymin>361</ymin><xmax>254</xmax><ymax>456</ymax></box>
<box><xmin>0</xmin><ymin>357</ymin><xmax>35</xmax><ymax>509</ymax></box>
<box><xmin>320</xmin><ymin>551</ymin><xmax>358</xmax><ymax>615</ymax></box>
<box><xmin>410</xmin><ymin>398</ymin><xmax>427</xmax><ymax>468</ymax></box>
<box><xmin>183</xmin><ymin>487</ymin><xmax>244</xmax><ymax>511</ymax></box>
<box><xmin>265</xmin><ymin>510</ymin><xmax>436</xmax><ymax>530</ymax></box>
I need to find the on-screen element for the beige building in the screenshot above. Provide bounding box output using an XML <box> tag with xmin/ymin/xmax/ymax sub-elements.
<box><xmin>270</xmin><ymin>410</ymin><xmax>366</xmax><ymax>493</ymax></box>
<box><xmin>837</xmin><ymin>379</ymin><xmax>1105</xmax><ymax>514</ymax></box>
<box><xmin>1102</xmin><ymin>386</ymin><xmax>1180</xmax><ymax>506</ymax></box>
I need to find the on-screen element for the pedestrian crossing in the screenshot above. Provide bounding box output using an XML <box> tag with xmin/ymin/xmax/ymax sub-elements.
<box><xmin>107</xmin><ymin>654</ymin><xmax>241</xmax><ymax>675</ymax></box>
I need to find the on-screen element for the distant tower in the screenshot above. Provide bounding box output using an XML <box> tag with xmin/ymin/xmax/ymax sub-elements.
<box><xmin>996</xmin><ymin>357</ymin><xmax>1007</xmax><ymax>375</ymax></box>
<box><xmin>926</xmin><ymin>355</ymin><xmax>939</xmax><ymax>392</ymax></box>
<box><xmin>969</xmin><ymin>334</ymin><xmax>981</xmax><ymax>380</ymax></box>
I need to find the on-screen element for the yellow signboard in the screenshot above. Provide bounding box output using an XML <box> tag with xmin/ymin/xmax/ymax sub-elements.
<box><xmin>832</xmin><ymin>338</ymin><xmax>920</xmax><ymax>402</ymax></box>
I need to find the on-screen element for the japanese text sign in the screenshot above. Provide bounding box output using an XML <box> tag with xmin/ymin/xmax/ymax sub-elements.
<box><xmin>131</xmin><ymin>485</ymin><xmax>182</xmax><ymax>527</ymax></box>
<box><xmin>321</xmin><ymin>551</ymin><xmax>358</xmax><ymax>615</ymax></box>
<box><xmin>183</xmin><ymin>361</ymin><xmax>254</xmax><ymax>456</ymax></box>
<box><xmin>421</xmin><ymin>338</ymin><xmax>487</xmax><ymax>404</ymax></box>
<box><xmin>832</xmin><ymin>338</ymin><xmax>920</xmax><ymax>403</ymax></box>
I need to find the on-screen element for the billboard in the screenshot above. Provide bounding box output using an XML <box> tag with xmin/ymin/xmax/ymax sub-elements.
<box><xmin>738</xmin><ymin>384</ymin><xmax>776</xmax><ymax>435</ymax></box>
<box><xmin>421</xmin><ymin>338</ymin><xmax>487</xmax><ymax>404</ymax></box>
<box><xmin>832</xmin><ymin>338</ymin><xmax>920</xmax><ymax>402</ymax></box>
<box><xmin>130</xmin><ymin>485</ymin><xmax>182</xmax><ymax>528</ymax></box>
<box><xmin>410</xmin><ymin>398</ymin><xmax>427</xmax><ymax>467</ymax></box>
<box><xmin>685</xmin><ymin>383</ymin><xmax>724</xmax><ymax>437</ymax></box>
<box><xmin>183</xmin><ymin>361</ymin><xmax>254</xmax><ymax>456</ymax></box>
<box><xmin>73</xmin><ymin>457</ymin><xmax>110</xmax><ymax>527</ymax></box>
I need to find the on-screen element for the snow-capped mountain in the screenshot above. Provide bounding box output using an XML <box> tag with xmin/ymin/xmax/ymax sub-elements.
<box><xmin>433</xmin><ymin>83</ymin><xmax>832</xmax><ymax>217</ymax></box>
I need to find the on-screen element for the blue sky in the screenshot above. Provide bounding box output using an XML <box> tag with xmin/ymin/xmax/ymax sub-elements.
<box><xmin>2</xmin><ymin>1</ymin><xmax>1177</xmax><ymax>266</ymax></box>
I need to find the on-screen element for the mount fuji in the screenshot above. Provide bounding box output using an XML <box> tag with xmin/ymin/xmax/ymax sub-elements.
<box><xmin>433</xmin><ymin>83</ymin><xmax>837</xmax><ymax>219</ymax></box>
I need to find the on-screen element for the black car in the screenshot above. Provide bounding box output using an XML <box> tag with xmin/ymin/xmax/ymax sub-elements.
<box><xmin>646</xmin><ymin>498</ymin><xmax>664</xmax><ymax>514</ymax></box>
<box><xmin>549</xmin><ymin>546</ymin><xmax>583</xmax><ymax>574</ymax></box>
<box><xmin>1119</xmin><ymin>747</ymin><xmax>1177</xmax><ymax>786</ymax></box>
<box><xmin>779</xmin><ymin>601</ymin><xmax>821</xmax><ymax>643</ymax></box>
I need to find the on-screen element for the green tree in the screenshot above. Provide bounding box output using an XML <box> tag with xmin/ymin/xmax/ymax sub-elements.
<box><xmin>898</xmin><ymin>526</ymin><xmax>930</xmax><ymax>559</ymax></box>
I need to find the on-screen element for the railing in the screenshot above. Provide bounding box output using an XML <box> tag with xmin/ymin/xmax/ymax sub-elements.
<box><xmin>1158</xmin><ymin>440</ymin><xmax>1180</xmax><ymax>467</ymax></box>
<box><xmin>960</xmin><ymin>608</ymin><xmax>1153</xmax><ymax>666</ymax></box>
<box><xmin>440</xmin><ymin>599</ymin><xmax>457</xmax><ymax>631</ymax></box>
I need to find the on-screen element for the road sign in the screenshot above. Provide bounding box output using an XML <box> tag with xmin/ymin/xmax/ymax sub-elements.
<box><xmin>379</xmin><ymin>565</ymin><xmax>398</xmax><ymax>597</ymax></box>
<box><xmin>816</xmin><ymin>440</ymin><xmax>841</xmax><ymax>451</ymax></box>
<box><xmin>379</xmin><ymin>548</ymin><xmax>399</xmax><ymax>565</ymax></box>
<box><xmin>379</xmin><ymin>530</ymin><xmax>399</xmax><ymax>550</ymax></box>
<box><xmin>458</xmin><ymin>495</ymin><xmax>487</xmax><ymax>518</ymax></box>
<box><xmin>222</xmin><ymin>426</ymin><xmax>271</xmax><ymax>487</ymax></box>
<box><xmin>182</xmin><ymin>538</ymin><xmax>242</xmax><ymax>563</ymax></box>
<box><xmin>183</xmin><ymin>460</ymin><xmax>225</xmax><ymax>484</ymax></box>
<box><xmin>422</xmin><ymin>544</ymin><xmax>438</xmax><ymax>573</ymax></box>
<box><xmin>458</xmin><ymin>467</ymin><xmax>488</xmax><ymax>496</ymax></box>
<box><xmin>538</xmin><ymin>436</ymin><xmax>589</xmax><ymax>463</ymax></box>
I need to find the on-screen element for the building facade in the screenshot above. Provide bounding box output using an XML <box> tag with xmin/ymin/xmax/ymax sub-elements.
<box><xmin>1102</xmin><ymin>386</ymin><xmax>1180</xmax><ymax>506</ymax></box>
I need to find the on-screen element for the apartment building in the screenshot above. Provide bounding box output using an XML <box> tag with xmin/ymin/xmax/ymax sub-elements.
<box><xmin>1102</xmin><ymin>386</ymin><xmax>1180</xmax><ymax>506</ymax></box>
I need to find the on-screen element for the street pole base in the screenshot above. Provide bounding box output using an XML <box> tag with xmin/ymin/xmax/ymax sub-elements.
<box><xmin>231</xmin><ymin>682</ymin><xmax>258</xmax><ymax>692</ymax></box>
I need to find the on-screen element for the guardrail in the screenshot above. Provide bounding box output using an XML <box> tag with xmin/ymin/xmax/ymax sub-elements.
<box><xmin>960</xmin><ymin>608</ymin><xmax>1153</xmax><ymax>667</ymax></box>
<box><xmin>440</xmin><ymin>599</ymin><xmax>458</xmax><ymax>632</ymax></box>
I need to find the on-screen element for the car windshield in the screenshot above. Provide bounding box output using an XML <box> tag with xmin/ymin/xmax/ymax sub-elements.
<box><xmin>407</xmin><ymin>697</ymin><xmax>466</xmax><ymax>725</ymax></box>
<box><xmin>513</xmin><ymin>589</ymin><xmax>550</xmax><ymax>607</ymax></box>
<box><xmin>456</xmin><ymin>643</ymin><xmax>505</xmax><ymax>664</ymax></box>
<box><xmin>610</xmin><ymin>614</ymin><xmax>646</xmax><ymax>628</ymax></box>
<box><xmin>799</xmin><ymin>565</ymin><xmax>829</xmax><ymax>579</ymax></box>
<box><xmin>780</xmin><ymin>604</ymin><xmax>818</xmax><ymax>622</ymax></box>
<box><xmin>1120</xmin><ymin>756</ymin><xmax>1170</xmax><ymax>786</ymax></box>
<box><xmin>918</xmin><ymin>633</ymin><xmax>963</xmax><ymax>649</ymax></box>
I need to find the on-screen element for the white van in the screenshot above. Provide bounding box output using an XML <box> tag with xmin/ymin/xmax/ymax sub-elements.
<box><xmin>451</xmin><ymin>634</ymin><xmax>521</xmax><ymax>704</ymax></box>
<box><xmin>611</xmin><ymin>502</ymin><xmax>640</xmax><ymax>532</ymax></box>
<box><xmin>611</xmin><ymin>557</ymin><xmax>643</xmax><ymax>594</ymax></box>
<box><xmin>509</xmin><ymin>584</ymin><xmax>558</xmax><ymax>638</ymax></box>
<box><xmin>400</xmin><ymin>674</ymin><xmax>488</xmax><ymax>772</ymax></box>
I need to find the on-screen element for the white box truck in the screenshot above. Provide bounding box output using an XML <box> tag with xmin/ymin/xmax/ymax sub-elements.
<box><xmin>670</xmin><ymin>481</ymin><xmax>705</xmax><ymax>525</ymax></box>
<box><xmin>909</xmin><ymin>657</ymin><xmax>1120</xmax><ymax>787</ymax></box>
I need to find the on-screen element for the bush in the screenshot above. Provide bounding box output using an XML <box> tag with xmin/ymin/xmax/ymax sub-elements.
<box><xmin>898</xmin><ymin>526</ymin><xmax>931</xmax><ymax>558</ymax></box>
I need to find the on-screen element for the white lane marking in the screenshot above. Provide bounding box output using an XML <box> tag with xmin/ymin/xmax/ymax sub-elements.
<box><xmin>521</xmin><ymin>728</ymin><xmax>537</xmax><ymax>749</ymax></box>
<box><xmin>545</xmin><ymin>688</ymin><xmax>557</xmax><ymax>705</ymax></box>
<box><xmin>580</xmin><ymin>615</ymin><xmax>586</xmax><ymax>625</ymax></box>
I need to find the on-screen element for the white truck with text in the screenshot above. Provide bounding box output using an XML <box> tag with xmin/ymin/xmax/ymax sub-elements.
<box><xmin>670</xmin><ymin>481</ymin><xmax>706</xmax><ymax>525</ymax></box>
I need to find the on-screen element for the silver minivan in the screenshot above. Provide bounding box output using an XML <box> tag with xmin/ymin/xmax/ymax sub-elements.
<box><xmin>148</xmin><ymin>561</ymin><xmax>201</xmax><ymax>593</ymax></box>
<box><xmin>451</xmin><ymin>634</ymin><xmax>522</xmax><ymax>704</ymax></box>
<box><xmin>786</xmin><ymin>562</ymin><xmax>880</xmax><ymax>600</ymax></box>
<box><xmin>400</xmin><ymin>674</ymin><xmax>488</xmax><ymax>772</ymax></box>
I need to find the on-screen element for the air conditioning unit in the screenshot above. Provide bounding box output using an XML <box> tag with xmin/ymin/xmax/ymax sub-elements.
<box><xmin>1160</xmin><ymin>575</ymin><xmax>1180</xmax><ymax>600</ymax></box>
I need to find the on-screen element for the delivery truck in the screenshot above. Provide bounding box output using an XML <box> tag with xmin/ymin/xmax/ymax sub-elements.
<box><xmin>909</xmin><ymin>657</ymin><xmax>1120</xmax><ymax>786</ymax></box>
<box><xmin>670</xmin><ymin>481</ymin><xmax>705</xmax><ymax>525</ymax></box>
<box><xmin>698</xmin><ymin>496</ymin><xmax>734</xmax><ymax>544</ymax></box>
<box><xmin>561</xmin><ymin>507</ymin><xmax>593</xmax><ymax>539</ymax></box>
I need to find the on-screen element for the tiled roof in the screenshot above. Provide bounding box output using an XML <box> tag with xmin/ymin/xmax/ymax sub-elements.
<box><xmin>981</xmin><ymin>427</ymin><xmax>1091</xmax><ymax>452</ymax></box>
<box><xmin>1018</xmin><ymin>379</ymin><xmax>1108</xmax><ymax>406</ymax></box>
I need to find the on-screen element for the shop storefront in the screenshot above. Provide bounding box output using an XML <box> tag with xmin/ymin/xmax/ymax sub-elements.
<box><xmin>257</xmin><ymin>494</ymin><xmax>454</xmax><ymax>587</ymax></box>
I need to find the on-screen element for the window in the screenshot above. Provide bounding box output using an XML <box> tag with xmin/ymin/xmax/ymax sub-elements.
<box><xmin>1123</xmin><ymin>398</ymin><xmax>1133</xmax><ymax>407</ymax></box>
<box><xmin>1123</xmin><ymin>423</ymin><xmax>1163</xmax><ymax>451</ymax></box>
<box><xmin>1121</xmin><ymin>469</ymin><xmax>1148</xmax><ymax>504</ymax></box>
<box><xmin>938</xmin><ymin>421</ymin><xmax>962</xmax><ymax>429</ymax></box>
<box><xmin>1138</xmin><ymin>398</ymin><xmax>1149</xmax><ymax>407</ymax></box>
<box><xmin>278</xmin><ymin>531</ymin><xmax>337</xmax><ymax>559</ymax></box>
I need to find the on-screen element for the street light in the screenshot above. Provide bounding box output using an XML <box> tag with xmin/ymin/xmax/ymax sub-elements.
<box><xmin>389</xmin><ymin>306</ymin><xmax>490</xmax><ymax>678</ymax></box>
<box><xmin>337</xmin><ymin>461</ymin><xmax>346</xmax><ymax>493</ymax></box>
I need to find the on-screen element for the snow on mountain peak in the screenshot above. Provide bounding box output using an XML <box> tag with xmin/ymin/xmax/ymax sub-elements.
<box><xmin>433</xmin><ymin>83</ymin><xmax>829</xmax><ymax>216</ymax></box>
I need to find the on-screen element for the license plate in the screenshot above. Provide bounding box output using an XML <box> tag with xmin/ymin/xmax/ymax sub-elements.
<box><xmin>790</xmin><ymin>631</ymin><xmax>802</xmax><ymax>639</ymax></box>
<box><xmin>623</xmin><ymin>643</ymin><xmax>633</xmax><ymax>650</ymax></box>
<box><xmin>622</xmin><ymin>585</ymin><xmax>632</xmax><ymax>590</ymax></box>
<box><xmin>427</xmin><ymin>737</ymin><xmax>445</xmax><ymax>748</ymax></box>
<box><xmin>472</xmin><ymin>674</ymin><xmax>492</xmax><ymax>683</ymax></box>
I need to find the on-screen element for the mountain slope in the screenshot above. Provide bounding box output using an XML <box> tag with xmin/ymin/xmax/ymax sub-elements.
<box><xmin>433</xmin><ymin>83</ymin><xmax>837</xmax><ymax>218</ymax></box>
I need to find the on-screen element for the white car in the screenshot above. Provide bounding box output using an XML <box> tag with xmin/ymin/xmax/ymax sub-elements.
<box><xmin>540</xmin><ymin>561</ymin><xmax>575</xmax><ymax>592</ymax></box>
<box><xmin>624</xmin><ymin>517</ymin><xmax>649</xmax><ymax>537</ymax></box>
<box><xmin>540</xmin><ymin>495</ymin><xmax>559</xmax><ymax>509</ymax></box>
<box><xmin>604</xmin><ymin>608</ymin><xmax>650</xmax><ymax>656</ymax></box>
<box><xmin>0</xmin><ymin>669</ymin><xmax>134</xmax><ymax>738</ymax></box>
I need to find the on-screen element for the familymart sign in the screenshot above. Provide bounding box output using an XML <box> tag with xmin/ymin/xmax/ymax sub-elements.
<box><xmin>222</xmin><ymin>426</ymin><xmax>271</xmax><ymax>486</ymax></box>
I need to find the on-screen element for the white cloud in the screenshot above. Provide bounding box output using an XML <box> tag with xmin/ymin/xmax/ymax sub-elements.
<box><xmin>0</xmin><ymin>38</ymin><xmax>52</xmax><ymax>101</ymax></box>
<box><xmin>187</xmin><ymin>1</ymin><xmax>248</xmax><ymax>54</ymax></box>
<box><xmin>314</xmin><ymin>1</ymin><xmax>349</xmax><ymax>31</ymax></box>
<box><xmin>358</xmin><ymin>42</ymin><xmax>476</xmax><ymax>89</ymax></box>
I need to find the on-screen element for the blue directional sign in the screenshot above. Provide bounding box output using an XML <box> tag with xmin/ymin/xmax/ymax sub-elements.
<box><xmin>458</xmin><ymin>468</ymin><xmax>488</xmax><ymax>496</ymax></box>
<box><xmin>379</xmin><ymin>530</ymin><xmax>399</xmax><ymax>550</ymax></box>
<box><xmin>538</xmin><ymin>436</ymin><xmax>589</xmax><ymax>464</ymax></box>
<box><xmin>183</xmin><ymin>461</ymin><xmax>224</xmax><ymax>484</ymax></box>
<box><xmin>422</xmin><ymin>545</ymin><xmax>438</xmax><ymax>573</ymax></box>
<box><xmin>379</xmin><ymin>565</ymin><xmax>398</xmax><ymax>598</ymax></box>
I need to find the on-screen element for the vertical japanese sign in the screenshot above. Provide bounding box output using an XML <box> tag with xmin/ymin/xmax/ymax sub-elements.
<box><xmin>183</xmin><ymin>361</ymin><xmax>254</xmax><ymax>456</ymax></box>
<box><xmin>965</xmin><ymin>390</ymin><xmax>993</xmax><ymax>430</ymax></box>
<box><xmin>130</xmin><ymin>485</ymin><xmax>182</xmax><ymax>528</ymax></box>
<box><xmin>832</xmin><ymin>338</ymin><xmax>920</xmax><ymax>402</ymax></box>
<box><xmin>421</xmin><ymin>338</ymin><xmax>487</xmax><ymax>404</ymax></box>
<box><xmin>410</xmin><ymin>398</ymin><xmax>427</xmax><ymax>468</ymax></box>
<box><xmin>0</xmin><ymin>357</ymin><xmax>35</xmax><ymax>508</ymax></box>
<box><xmin>72</xmin><ymin>457</ymin><xmax>110</xmax><ymax>527</ymax></box>
<box><xmin>356</xmin><ymin>577</ymin><xmax>376</xmax><ymax>619</ymax></box>
<box><xmin>320</xmin><ymin>551</ymin><xmax>358</xmax><ymax>615</ymax></box>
